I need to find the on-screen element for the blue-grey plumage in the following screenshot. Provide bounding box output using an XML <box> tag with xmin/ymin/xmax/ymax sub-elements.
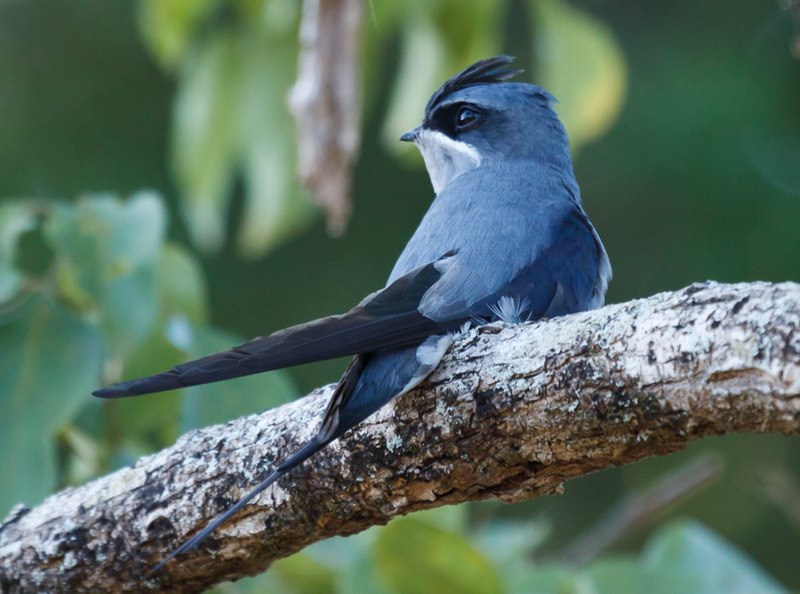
<box><xmin>389</xmin><ymin>161</ymin><xmax>609</xmax><ymax>322</ymax></box>
<box><xmin>105</xmin><ymin>55</ymin><xmax>611</xmax><ymax>572</ymax></box>
<box><xmin>332</xmin><ymin>346</ymin><xmax>427</xmax><ymax>434</ymax></box>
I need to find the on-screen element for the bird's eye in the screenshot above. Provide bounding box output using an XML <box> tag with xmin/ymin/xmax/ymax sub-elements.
<box><xmin>454</xmin><ymin>106</ymin><xmax>481</xmax><ymax>131</ymax></box>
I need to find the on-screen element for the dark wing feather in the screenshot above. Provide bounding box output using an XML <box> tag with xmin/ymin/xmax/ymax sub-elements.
<box><xmin>462</xmin><ymin>204</ymin><xmax>610</xmax><ymax>321</ymax></box>
<box><xmin>94</xmin><ymin>257</ymin><xmax>457</xmax><ymax>399</ymax></box>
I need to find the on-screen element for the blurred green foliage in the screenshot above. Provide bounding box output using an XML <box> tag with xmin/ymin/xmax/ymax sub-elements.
<box><xmin>0</xmin><ymin>0</ymin><xmax>798</xmax><ymax>592</ymax></box>
<box><xmin>0</xmin><ymin>294</ymin><xmax>102</xmax><ymax>514</ymax></box>
<box><xmin>223</xmin><ymin>514</ymin><xmax>789</xmax><ymax>594</ymax></box>
<box><xmin>0</xmin><ymin>191</ymin><xmax>296</xmax><ymax>514</ymax></box>
<box><xmin>140</xmin><ymin>0</ymin><xmax>312</xmax><ymax>256</ymax></box>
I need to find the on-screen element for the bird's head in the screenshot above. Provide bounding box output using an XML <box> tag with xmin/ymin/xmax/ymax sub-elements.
<box><xmin>401</xmin><ymin>55</ymin><xmax>571</xmax><ymax>194</ymax></box>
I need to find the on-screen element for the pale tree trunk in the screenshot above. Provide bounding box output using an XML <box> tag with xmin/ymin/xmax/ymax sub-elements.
<box><xmin>1</xmin><ymin>281</ymin><xmax>798</xmax><ymax>594</ymax></box>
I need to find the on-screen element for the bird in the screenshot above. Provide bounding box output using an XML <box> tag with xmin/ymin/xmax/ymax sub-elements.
<box><xmin>93</xmin><ymin>55</ymin><xmax>612</xmax><ymax>571</ymax></box>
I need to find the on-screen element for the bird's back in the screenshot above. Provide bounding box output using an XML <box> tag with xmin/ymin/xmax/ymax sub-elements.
<box><xmin>389</xmin><ymin>160</ymin><xmax>609</xmax><ymax>322</ymax></box>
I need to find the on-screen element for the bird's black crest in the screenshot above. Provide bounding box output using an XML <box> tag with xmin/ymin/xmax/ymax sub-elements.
<box><xmin>424</xmin><ymin>55</ymin><xmax>523</xmax><ymax>119</ymax></box>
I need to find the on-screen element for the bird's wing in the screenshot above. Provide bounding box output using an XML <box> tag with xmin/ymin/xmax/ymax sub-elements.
<box><xmin>383</xmin><ymin>164</ymin><xmax>609</xmax><ymax>325</ymax></box>
<box><xmin>94</xmin><ymin>252</ymin><xmax>460</xmax><ymax>398</ymax></box>
<box><xmin>482</xmin><ymin>205</ymin><xmax>609</xmax><ymax>320</ymax></box>
<box><xmin>540</xmin><ymin>205</ymin><xmax>611</xmax><ymax>315</ymax></box>
<box><xmin>412</xmin><ymin>194</ymin><xmax>610</xmax><ymax>322</ymax></box>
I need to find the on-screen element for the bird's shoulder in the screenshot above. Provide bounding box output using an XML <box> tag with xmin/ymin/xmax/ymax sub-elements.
<box><xmin>390</xmin><ymin>162</ymin><xmax>579</xmax><ymax>277</ymax></box>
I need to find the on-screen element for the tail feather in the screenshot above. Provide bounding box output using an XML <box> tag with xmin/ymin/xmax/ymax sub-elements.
<box><xmin>95</xmin><ymin>256</ymin><xmax>456</xmax><ymax>399</ymax></box>
<box><xmin>150</xmin><ymin>436</ymin><xmax>329</xmax><ymax>574</ymax></box>
<box><xmin>94</xmin><ymin>310</ymin><xmax>439</xmax><ymax>398</ymax></box>
<box><xmin>140</xmin><ymin>257</ymin><xmax>461</xmax><ymax>570</ymax></box>
<box><xmin>151</xmin><ymin>354</ymin><xmax>369</xmax><ymax>572</ymax></box>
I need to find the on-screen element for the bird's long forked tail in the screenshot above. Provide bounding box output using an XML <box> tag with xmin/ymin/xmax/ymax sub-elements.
<box><xmin>151</xmin><ymin>355</ymin><xmax>367</xmax><ymax>574</ymax></box>
<box><xmin>94</xmin><ymin>256</ymin><xmax>455</xmax><ymax>399</ymax></box>
<box><xmin>150</xmin><ymin>435</ymin><xmax>330</xmax><ymax>575</ymax></box>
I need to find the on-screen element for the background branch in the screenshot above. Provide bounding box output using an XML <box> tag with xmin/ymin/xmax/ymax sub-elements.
<box><xmin>1</xmin><ymin>281</ymin><xmax>799</xmax><ymax>594</ymax></box>
<box><xmin>288</xmin><ymin>0</ymin><xmax>363</xmax><ymax>235</ymax></box>
<box><xmin>547</xmin><ymin>454</ymin><xmax>722</xmax><ymax>565</ymax></box>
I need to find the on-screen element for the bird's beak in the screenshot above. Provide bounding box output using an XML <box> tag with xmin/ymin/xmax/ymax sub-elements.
<box><xmin>400</xmin><ymin>127</ymin><xmax>421</xmax><ymax>142</ymax></box>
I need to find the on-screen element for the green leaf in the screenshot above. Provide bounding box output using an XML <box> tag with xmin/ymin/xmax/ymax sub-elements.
<box><xmin>643</xmin><ymin>520</ymin><xmax>788</xmax><ymax>594</ymax></box>
<box><xmin>106</xmin><ymin>355</ymin><xmax>183</xmax><ymax>453</ymax></box>
<box><xmin>586</xmin><ymin>557</ymin><xmax>695</xmax><ymax>594</ymax></box>
<box><xmin>168</xmin><ymin>5</ymin><xmax>314</xmax><ymax>257</ymax></box>
<box><xmin>411</xmin><ymin>504</ymin><xmax>468</xmax><ymax>533</ymax></box>
<box><xmin>374</xmin><ymin>517</ymin><xmax>503</xmax><ymax>594</ymax></box>
<box><xmin>533</xmin><ymin>0</ymin><xmax>627</xmax><ymax>152</ymax></box>
<box><xmin>382</xmin><ymin>2</ymin><xmax>502</xmax><ymax>155</ymax></box>
<box><xmin>434</xmin><ymin>0</ymin><xmax>503</xmax><ymax>66</ymax></box>
<box><xmin>57</xmin><ymin>423</ymin><xmax>104</xmax><ymax>487</ymax></box>
<box><xmin>382</xmin><ymin>17</ymin><xmax>447</xmax><ymax>155</ymax></box>
<box><xmin>236</xmin><ymin>25</ymin><xmax>314</xmax><ymax>258</ymax></box>
<box><xmin>337</xmin><ymin>545</ymin><xmax>391</xmax><ymax>594</ymax></box>
<box><xmin>471</xmin><ymin>519</ymin><xmax>555</xmax><ymax>594</ymax></box>
<box><xmin>270</xmin><ymin>552</ymin><xmax>337</xmax><ymax>594</ymax></box>
<box><xmin>101</xmin><ymin>237</ymin><xmax>291</xmax><ymax>451</ymax></box>
<box><xmin>137</xmin><ymin>0</ymin><xmax>219</xmax><ymax>70</ymax></box>
<box><xmin>0</xmin><ymin>296</ymin><xmax>103</xmax><ymax>516</ymax></box>
<box><xmin>43</xmin><ymin>191</ymin><xmax>166</xmax><ymax>360</ymax></box>
<box><xmin>172</xmin><ymin>32</ymin><xmax>243</xmax><ymax>252</ymax></box>
<box><xmin>0</xmin><ymin>201</ymin><xmax>37</xmax><ymax>303</ymax></box>
<box><xmin>156</xmin><ymin>242</ymin><xmax>209</xmax><ymax>324</ymax></box>
<box><xmin>179</xmin><ymin>324</ymin><xmax>297</xmax><ymax>431</ymax></box>
<box><xmin>102</xmin><ymin>242</ymin><xmax>210</xmax><ymax>451</ymax></box>
<box><xmin>504</xmin><ymin>564</ymin><xmax>578</xmax><ymax>594</ymax></box>
<box><xmin>302</xmin><ymin>529</ymin><xmax>383</xmax><ymax>586</ymax></box>
<box><xmin>474</xmin><ymin>518</ymin><xmax>551</xmax><ymax>566</ymax></box>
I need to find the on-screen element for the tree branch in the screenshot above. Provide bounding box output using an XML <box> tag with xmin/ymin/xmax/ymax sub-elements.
<box><xmin>2</xmin><ymin>281</ymin><xmax>799</xmax><ymax>593</ymax></box>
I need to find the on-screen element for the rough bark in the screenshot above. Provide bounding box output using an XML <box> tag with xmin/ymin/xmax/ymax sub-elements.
<box><xmin>1</xmin><ymin>281</ymin><xmax>799</xmax><ymax>594</ymax></box>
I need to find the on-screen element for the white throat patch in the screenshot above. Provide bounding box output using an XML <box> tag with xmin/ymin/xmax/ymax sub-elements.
<box><xmin>415</xmin><ymin>128</ymin><xmax>482</xmax><ymax>194</ymax></box>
